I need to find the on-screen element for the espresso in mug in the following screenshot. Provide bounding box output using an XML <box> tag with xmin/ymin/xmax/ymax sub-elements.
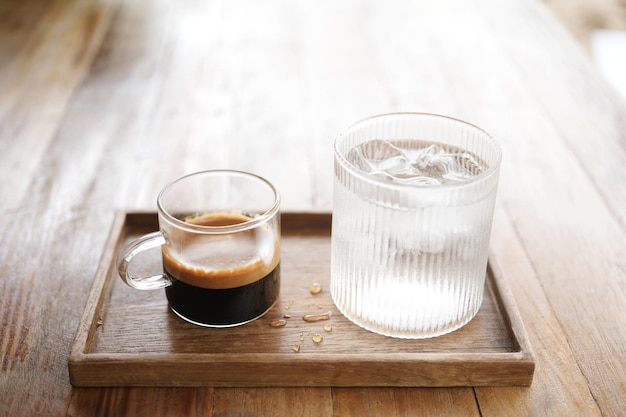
<box><xmin>162</xmin><ymin>212</ymin><xmax>280</xmax><ymax>326</ymax></box>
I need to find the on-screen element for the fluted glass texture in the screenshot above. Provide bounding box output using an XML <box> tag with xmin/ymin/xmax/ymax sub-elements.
<box><xmin>330</xmin><ymin>113</ymin><xmax>501</xmax><ymax>339</ymax></box>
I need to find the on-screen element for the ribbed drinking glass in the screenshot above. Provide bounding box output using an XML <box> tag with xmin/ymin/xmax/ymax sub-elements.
<box><xmin>330</xmin><ymin>113</ymin><xmax>502</xmax><ymax>339</ymax></box>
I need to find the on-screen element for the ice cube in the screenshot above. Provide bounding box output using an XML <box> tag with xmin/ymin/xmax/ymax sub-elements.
<box><xmin>347</xmin><ymin>140</ymin><xmax>485</xmax><ymax>185</ymax></box>
<box><xmin>444</xmin><ymin>152</ymin><xmax>485</xmax><ymax>182</ymax></box>
<box><xmin>412</xmin><ymin>145</ymin><xmax>487</xmax><ymax>184</ymax></box>
<box><xmin>413</xmin><ymin>144</ymin><xmax>444</xmax><ymax>170</ymax></box>
<box><xmin>419</xmin><ymin>229</ymin><xmax>447</xmax><ymax>254</ymax></box>
<box><xmin>347</xmin><ymin>140</ymin><xmax>412</xmax><ymax>175</ymax></box>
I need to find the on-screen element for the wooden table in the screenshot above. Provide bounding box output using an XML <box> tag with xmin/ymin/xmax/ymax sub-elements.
<box><xmin>1</xmin><ymin>0</ymin><xmax>625</xmax><ymax>415</ymax></box>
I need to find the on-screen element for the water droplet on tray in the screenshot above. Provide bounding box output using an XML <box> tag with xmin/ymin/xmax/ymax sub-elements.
<box><xmin>309</xmin><ymin>282</ymin><xmax>322</xmax><ymax>295</ymax></box>
<box><xmin>303</xmin><ymin>311</ymin><xmax>332</xmax><ymax>322</ymax></box>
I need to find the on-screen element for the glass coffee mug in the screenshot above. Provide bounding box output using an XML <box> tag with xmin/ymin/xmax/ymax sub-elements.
<box><xmin>117</xmin><ymin>170</ymin><xmax>281</xmax><ymax>327</ymax></box>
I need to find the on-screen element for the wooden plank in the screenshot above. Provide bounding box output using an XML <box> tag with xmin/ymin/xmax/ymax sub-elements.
<box><xmin>212</xmin><ymin>388</ymin><xmax>333</xmax><ymax>417</ymax></box>
<box><xmin>480</xmin><ymin>0</ymin><xmax>626</xmax><ymax>230</ymax></box>
<box><xmin>67</xmin><ymin>387</ymin><xmax>213</xmax><ymax>417</ymax></box>
<box><xmin>0</xmin><ymin>1</ymin><xmax>120</xmax><ymax>416</ymax></box>
<box><xmin>0</xmin><ymin>0</ymin><xmax>118</xmax><ymax>211</ymax></box>
<box><xmin>332</xmin><ymin>387</ymin><xmax>480</xmax><ymax>417</ymax></box>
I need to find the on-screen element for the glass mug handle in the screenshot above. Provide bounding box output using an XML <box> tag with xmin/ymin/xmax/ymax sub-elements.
<box><xmin>117</xmin><ymin>231</ymin><xmax>171</xmax><ymax>290</ymax></box>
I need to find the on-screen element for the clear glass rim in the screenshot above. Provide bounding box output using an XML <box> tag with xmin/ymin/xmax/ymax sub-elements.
<box><xmin>334</xmin><ymin>112</ymin><xmax>502</xmax><ymax>190</ymax></box>
<box><xmin>157</xmin><ymin>169</ymin><xmax>281</xmax><ymax>234</ymax></box>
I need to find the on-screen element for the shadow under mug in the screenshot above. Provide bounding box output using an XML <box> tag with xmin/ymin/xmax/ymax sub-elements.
<box><xmin>117</xmin><ymin>170</ymin><xmax>281</xmax><ymax>327</ymax></box>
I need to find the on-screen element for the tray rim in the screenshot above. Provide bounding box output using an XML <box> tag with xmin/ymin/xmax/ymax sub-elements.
<box><xmin>69</xmin><ymin>211</ymin><xmax>535</xmax><ymax>387</ymax></box>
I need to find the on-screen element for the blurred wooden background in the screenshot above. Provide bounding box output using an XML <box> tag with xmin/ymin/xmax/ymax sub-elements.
<box><xmin>544</xmin><ymin>0</ymin><xmax>626</xmax><ymax>50</ymax></box>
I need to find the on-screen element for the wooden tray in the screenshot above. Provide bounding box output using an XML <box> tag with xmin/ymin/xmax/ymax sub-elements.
<box><xmin>69</xmin><ymin>212</ymin><xmax>534</xmax><ymax>387</ymax></box>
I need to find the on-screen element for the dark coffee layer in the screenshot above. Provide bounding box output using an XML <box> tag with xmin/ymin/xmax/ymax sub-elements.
<box><xmin>165</xmin><ymin>264</ymin><xmax>280</xmax><ymax>326</ymax></box>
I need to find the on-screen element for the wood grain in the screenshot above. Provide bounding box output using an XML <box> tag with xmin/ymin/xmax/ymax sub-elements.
<box><xmin>67</xmin><ymin>387</ymin><xmax>214</xmax><ymax>417</ymax></box>
<box><xmin>0</xmin><ymin>0</ymin><xmax>117</xmax><ymax>212</ymax></box>
<box><xmin>0</xmin><ymin>0</ymin><xmax>120</xmax><ymax>415</ymax></box>
<box><xmin>212</xmin><ymin>388</ymin><xmax>333</xmax><ymax>417</ymax></box>
<box><xmin>332</xmin><ymin>388</ymin><xmax>481</xmax><ymax>417</ymax></box>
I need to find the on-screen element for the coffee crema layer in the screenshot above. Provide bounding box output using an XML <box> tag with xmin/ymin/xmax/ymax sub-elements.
<box><xmin>161</xmin><ymin>212</ymin><xmax>280</xmax><ymax>289</ymax></box>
